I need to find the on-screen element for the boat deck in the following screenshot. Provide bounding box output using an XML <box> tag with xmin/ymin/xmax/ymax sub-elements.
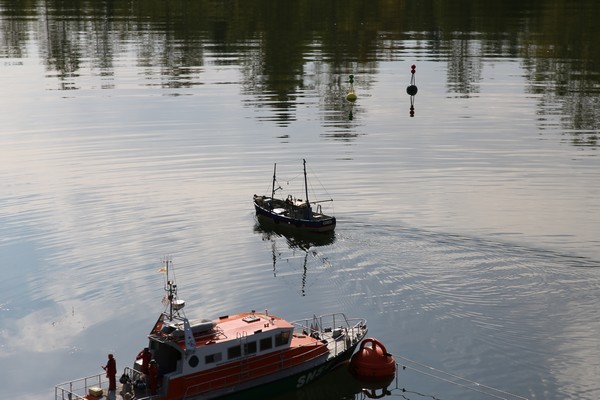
<box><xmin>55</xmin><ymin>369</ymin><xmax>159</xmax><ymax>400</ymax></box>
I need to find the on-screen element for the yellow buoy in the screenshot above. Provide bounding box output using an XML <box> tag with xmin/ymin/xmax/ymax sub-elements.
<box><xmin>346</xmin><ymin>90</ymin><xmax>357</xmax><ymax>102</ymax></box>
<box><xmin>346</xmin><ymin>74</ymin><xmax>357</xmax><ymax>102</ymax></box>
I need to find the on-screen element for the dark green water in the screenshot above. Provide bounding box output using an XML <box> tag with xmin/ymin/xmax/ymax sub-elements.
<box><xmin>1</xmin><ymin>1</ymin><xmax>599</xmax><ymax>399</ymax></box>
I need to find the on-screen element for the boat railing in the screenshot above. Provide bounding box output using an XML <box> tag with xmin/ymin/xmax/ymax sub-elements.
<box><xmin>123</xmin><ymin>365</ymin><xmax>145</xmax><ymax>383</ymax></box>
<box><xmin>55</xmin><ymin>368</ymin><xmax>148</xmax><ymax>400</ymax></box>
<box><xmin>54</xmin><ymin>372</ymin><xmax>107</xmax><ymax>400</ymax></box>
<box><xmin>292</xmin><ymin>313</ymin><xmax>367</xmax><ymax>346</ymax></box>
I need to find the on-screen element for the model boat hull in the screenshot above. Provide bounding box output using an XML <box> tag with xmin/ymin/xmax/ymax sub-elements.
<box><xmin>254</xmin><ymin>196</ymin><xmax>336</xmax><ymax>233</ymax></box>
<box><xmin>168</xmin><ymin>340</ymin><xmax>359</xmax><ymax>400</ymax></box>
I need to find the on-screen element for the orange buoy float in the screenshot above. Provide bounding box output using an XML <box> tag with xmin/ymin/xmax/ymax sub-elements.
<box><xmin>350</xmin><ymin>338</ymin><xmax>396</xmax><ymax>380</ymax></box>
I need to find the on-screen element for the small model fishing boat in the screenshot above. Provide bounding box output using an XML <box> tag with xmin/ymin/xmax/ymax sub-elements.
<box><xmin>55</xmin><ymin>259</ymin><xmax>367</xmax><ymax>400</ymax></box>
<box><xmin>253</xmin><ymin>159</ymin><xmax>336</xmax><ymax>233</ymax></box>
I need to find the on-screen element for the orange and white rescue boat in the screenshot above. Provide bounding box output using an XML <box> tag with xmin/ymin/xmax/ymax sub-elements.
<box><xmin>55</xmin><ymin>259</ymin><xmax>368</xmax><ymax>400</ymax></box>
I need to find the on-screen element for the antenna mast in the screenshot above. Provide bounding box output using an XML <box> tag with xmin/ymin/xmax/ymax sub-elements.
<box><xmin>303</xmin><ymin>159</ymin><xmax>309</xmax><ymax>206</ymax></box>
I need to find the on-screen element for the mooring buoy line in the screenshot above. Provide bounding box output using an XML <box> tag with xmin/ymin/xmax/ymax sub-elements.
<box><xmin>394</xmin><ymin>355</ymin><xmax>529</xmax><ymax>400</ymax></box>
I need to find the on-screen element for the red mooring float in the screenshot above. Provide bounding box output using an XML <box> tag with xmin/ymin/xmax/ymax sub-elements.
<box><xmin>350</xmin><ymin>337</ymin><xmax>396</xmax><ymax>380</ymax></box>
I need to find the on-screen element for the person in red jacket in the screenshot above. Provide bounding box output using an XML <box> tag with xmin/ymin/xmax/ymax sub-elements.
<box><xmin>102</xmin><ymin>353</ymin><xmax>117</xmax><ymax>392</ymax></box>
<box><xmin>136</xmin><ymin>347</ymin><xmax>152</xmax><ymax>376</ymax></box>
<box><xmin>148</xmin><ymin>359</ymin><xmax>159</xmax><ymax>395</ymax></box>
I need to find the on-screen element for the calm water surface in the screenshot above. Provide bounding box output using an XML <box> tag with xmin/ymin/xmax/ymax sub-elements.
<box><xmin>1</xmin><ymin>1</ymin><xmax>599</xmax><ymax>399</ymax></box>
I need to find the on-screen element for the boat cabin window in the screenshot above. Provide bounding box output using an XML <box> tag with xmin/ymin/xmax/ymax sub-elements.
<box><xmin>228</xmin><ymin>345</ymin><xmax>242</xmax><ymax>360</ymax></box>
<box><xmin>259</xmin><ymin>337</ymin><xmax>272</xmax><ymax>351</ymax></box>
<box><xmin>275</xmin><ymin>330</ymin><xmax>291</xmax><ymax>347</ymax></box>
<box><xmin>244</xmin><ymin>341</ymin><xmax>257</xmax><ymax>355</ymax></box>
<box><xmin>205</xmin><ymin>352</ymin><xmax>222</xmax><ymax>364</ymax></box>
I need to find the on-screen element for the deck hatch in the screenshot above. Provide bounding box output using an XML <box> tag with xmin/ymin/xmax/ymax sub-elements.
<box><xmin>242</xmin><ymin>315</ymin><xmax>261</xmax><ymax>323</ymax></box>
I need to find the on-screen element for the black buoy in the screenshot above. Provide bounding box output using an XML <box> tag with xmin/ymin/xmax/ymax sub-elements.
<box><xmin>406</xmin><ymin>64</ymin><xmax>417</xmax><ymax>117</ymax></box>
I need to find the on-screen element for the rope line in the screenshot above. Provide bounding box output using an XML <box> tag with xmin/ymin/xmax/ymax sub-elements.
<box><xmin>394</xmin><ymin>356</ymin><xmax>529</xmax><ymax>400</ymax></box>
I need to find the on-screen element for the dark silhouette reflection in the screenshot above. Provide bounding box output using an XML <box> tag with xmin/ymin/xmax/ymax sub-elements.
<box><xmin>253</xmin><ymin>217</ymin><xmax>335</xmax><ymax>296</ymax></box>
<box><xmin>1</xmin><ymin>0</ymin><xmax>598</xmax><ymax>144</ymax></box>
<box><xmin>254</xmin><ymin>215</ymin><xmax>336</xmax><ymax>250</ymax></box>
<box><xmin>224</xmin><ymin>359</ymin><xmax>440</xmax><ymax>400</ymax></box>
<box><xmin>271</xmin><ymin>362</ymin><xmax>380</xmax><ymax>400</ymax></box>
